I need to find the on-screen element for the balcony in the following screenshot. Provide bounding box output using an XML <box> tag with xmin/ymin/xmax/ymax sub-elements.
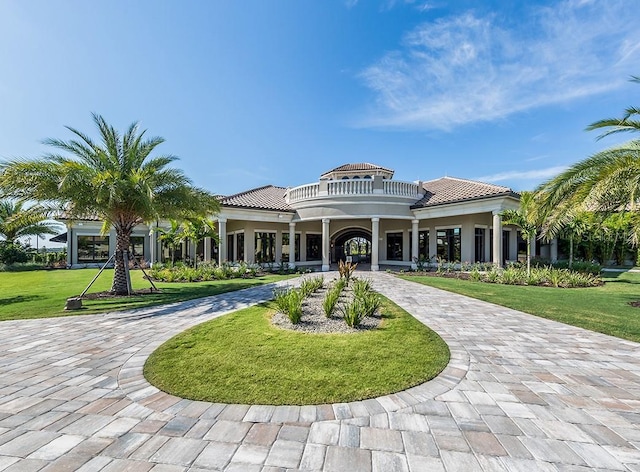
<box><xmin>286</xmin><ymin>178</ymin><xmax>424</xmax><ymax>205</ymax></box>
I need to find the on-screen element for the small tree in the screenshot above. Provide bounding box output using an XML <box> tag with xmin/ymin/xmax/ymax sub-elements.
<box><xmin>182</xmin><ymin>218</ymin><xmax>218</xmax><ymax>268</ymax></box>
<box><xmin>155</xmin><ymin>220</ymin><xmax>185</xmax><ymax>265</ymax></box>
<box><xmin>501</xmin><ymin>191</ymin><xmax>541</xmax><ymax>276</ymax></box>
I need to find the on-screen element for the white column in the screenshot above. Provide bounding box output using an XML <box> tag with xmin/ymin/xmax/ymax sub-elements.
<box><xmin>411</xmin><ymin>219</ymin><xmax>419</xmax><ymax>269</ymax></box>
<box><xmin>288</xmin><ymin>222</ymin><xmax>296</xmax><ymax>267</ymax></box>
<box><xmin>492</xmin><ymin>212</ymin><xmax>502</xmax><ymax>268</ymax></box>
<box><xmin>204</xmin><ymin>236</ymin><xmax>211</xmax><ymax>262</ymax></box>
<box><xmin>371</xmin><ymin>217</ymin><xmax>380</xmax><ymax>271</ymax></box>
<box><xmin>322</xmin><ymin>218</ymin><xmax>330</xmax><ymax>272</ymax></box>
<box><xmin>550</xmin><ymin>238</ymin><xmax>558</xmax><ymax>262</ymax></box>
<box><xmin>149</xmin><ymin>229</ymin><xmax>157</xmax><ymax>266</ymax></box>
<box><xmin>218</xmin><ymin>218</ymin><xmax>227</xmax><ymax>264</ymax></box>
<box><xmin>66</xmin><ymin>225</ymin><xmax>73</xmax><ymax>267</ymax></box>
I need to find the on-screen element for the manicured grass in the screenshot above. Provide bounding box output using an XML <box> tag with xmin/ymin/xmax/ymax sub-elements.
<box><xmin>400</xmin><ymin>272</ymin><xmax>640</xmax><ymax>343</ymax></box>
<box><xmin>0</xmin><ymin>269</ymin><xmax>294</xmax><ymax>321</ymax></box>
<box><xmin>144</xmin><ymin>297</ymin><xmax>450</xmax><ymax>405</ymax></box>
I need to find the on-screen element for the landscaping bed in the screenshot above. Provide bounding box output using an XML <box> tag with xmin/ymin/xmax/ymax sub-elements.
<box><xmin>144</xmin><ymin>273</ymin><xmax>450</xmax><ymax>405</ymax></box>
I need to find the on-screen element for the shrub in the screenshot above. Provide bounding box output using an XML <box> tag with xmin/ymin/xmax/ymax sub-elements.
<box><xmin>0</xmin><ymin>242</ymin><xmax>29</xmax><ymax>265</ymax></box>
<box><xmin>338</xmin><ymin>260</ymin><xmax>357</xmax><ymax>283</ymax></box>
<box><xmin>358</xmin><ymin>291</ymin><xmax>381</xmax><ymax>317</ymax></box>
<box><xmin>469</xmin><ymin>267</ymin><xmax>482</xmax><ymax>282</ymax></box>
<box><xmin>322</xmin><ymin>287</ymin><xmax>341</xmax><ymax>317</ymax></box>
<box><xmin>342</xmin><ymin>299</ymin><xmax>365</xmax><ymax>328</ymax></box>
<box><xmin>300</xmin><ymin>275</ymin><xmax>324</xmax><ymax>297</ymax></box>
<box><xmin>352</xmin><ymin>278</ymin><xmax>372</xmax><ymax>298</ymax></box>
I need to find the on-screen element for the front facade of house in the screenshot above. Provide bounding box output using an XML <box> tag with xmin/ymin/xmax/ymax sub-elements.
<box><xmin>56</xmin><ymin>163</ymin><xmax>560</xmax><ymax>270</ymax></box>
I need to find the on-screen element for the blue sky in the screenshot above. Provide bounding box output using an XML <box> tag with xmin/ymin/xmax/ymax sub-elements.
<box><xmin>1</xmin><ymin>0</ymin><xmax>639</xmax><ymax>200</ymax></box>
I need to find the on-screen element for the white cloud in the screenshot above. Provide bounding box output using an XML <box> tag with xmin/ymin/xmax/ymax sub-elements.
<box><xmin>476</xmin><ymin>166</ymin><xmax>568</xmax><ymax>183</ymax></box>
<box><xmin>357</xmin><ymin>0</ymin><xmax>640</xmax><ymax>130</ymax></box>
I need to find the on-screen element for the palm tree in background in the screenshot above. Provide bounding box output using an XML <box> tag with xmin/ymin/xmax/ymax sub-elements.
<box><xmin>538</xmin><ymin>76</ymin><xmax>640</xmax><ymax>248</ymax></box>
<box><xmin>0</xmin><ymin>114</ymin><xmax>219</xmax><ymax>294</ymax></box>
<box><xmin>500</xmin><ymin>191</ymin><xmax>541</xmax><ymax>276</ymax></box>
<box><xmin>0</xmin><ymin>199</ymin><xmax>60</xmax><ymax>244</ymax></box>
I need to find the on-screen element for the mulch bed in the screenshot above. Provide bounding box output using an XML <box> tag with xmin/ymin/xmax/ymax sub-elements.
<box><xmin>80</xmin><ymin>288</ymin><xmax>161</xmax><ymax>299</ymax></box>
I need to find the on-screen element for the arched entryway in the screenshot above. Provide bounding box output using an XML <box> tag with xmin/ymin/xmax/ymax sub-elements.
<box><xmin>332</xmin><ymin>228</ymin><xmax>372</xmax><ymax>264</ymax></box>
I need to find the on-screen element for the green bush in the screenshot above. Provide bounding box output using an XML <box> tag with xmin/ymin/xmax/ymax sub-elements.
<box><xmin>0</xmin><ymin>242</ymin><xmax>29</xmax><ymax>265</ymax></box>
<box><xmin>300</xmin><ymin>275</ymin><xmax>324</xmax><ymax>297</ymax></box>
<box><xmin>322</xmin><ymin>285</ymin><xmax>341</xmax><ymax>317</ymax></box>
<box><xmin>342</xmin><ymin>299</ymin><xmax>365</xmax><ymax>328</ymax></box>
<box><xmin>273</xmin><ymin>287</ymin><xmax>303</xmax><ymax>324</ymax></box>
<box><xmin>358</xmin><ymin>291</ymin><xmax>381</xmax><ymax>318</ymax></box>
<box><xmin>352</xmin><ymin>278</ymin><xmax>372</xmax><ymax>298</ymax></box>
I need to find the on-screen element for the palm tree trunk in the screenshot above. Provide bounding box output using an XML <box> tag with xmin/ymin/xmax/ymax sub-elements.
<box><xmin>526</xmin><ymin>240</ymin><xmax>531</xmax><ymax>277</ymax></box>
<box><xmin>111</xmin><ymin>229</ymin><xmax>132</xmax><ymax>295</ymax></box>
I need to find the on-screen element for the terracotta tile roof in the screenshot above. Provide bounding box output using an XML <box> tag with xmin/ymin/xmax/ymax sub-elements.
<box><xmin>412</xmin><ymin>177</ymin><xmax>518</xmax><ymax>208</ymax></box>
<box><xmin>220</xmin><ymin>185</ymin><xmax>293</xmax><ymax>212</ymax></box>
<box><xmin>321</xmin><ymin>163</ymin><xmax>393</xmax><ymax>175</ymax></box>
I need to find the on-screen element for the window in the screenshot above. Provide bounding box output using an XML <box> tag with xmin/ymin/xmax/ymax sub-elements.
<box><xmin>227</xmin><ymin>234</ymin><xmax>234</xmax><ymax>262</ymax></box>
<box><xmin>129</xmin><ymin>236</ymin><xmax>144</xmax><ymax>259</ymax></box>
<box><xmin>419</xmin><ymin>230</ymin><xmax>429</xmax><ymax>260</ymax></box>
<box><xmin>437</xmin><ymin>228</ymin><xmax>461</xmax><ymax>262</ymax></box>
<box><xmin>386</xmin><ymin>232</ymin><xmax>403</xmax><ymax>260</ymax></box>
<box><xmin>77</xmin><ymin>235</ymin><xmax>110</xmax><ymax>263</ymax></box>
<box><xmin>237</xmin><ymin>233</ymin><xmax>245</xmax><ymax>261</ymax></box>
<box><xmin>255</xmin><ymin>232</ymin><xmax>276</xmax><ymax>263</ymax></box>
<box><xmin>306</xmin><ymin>234</ymin><xmax>322</xmax><ymax>261</ymax></box>
<box><xmin>475</xmin><ymin>228</ymin><xmax>485</xmax><ymax>262</ymax></box>
<box><xmin>282</xmin><ymin>233</ymin><xmax>300</xmax><ymax>262</ymax></box>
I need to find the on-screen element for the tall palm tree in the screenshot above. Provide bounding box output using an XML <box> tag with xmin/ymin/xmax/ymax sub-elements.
<box><xmin>538</xmin><ymin>77</ymin><xmax>640</xmax><ymax>250</ymax></box>
<box><xmin>0</xmin><ymin>199</ymin><xmax>60</xmax><ymax>243</ymax></box>
<box><xmin>501</xmin><ymin>191</ymin><xmax>541</xmax><ymax>276</ymax></box>
<box><xmin>586</xmin><ymin>76</ymin><xmax>640</xmax><ymax>139</ymax></box>
<box><xmin>0</xmin><ymin>114</ymin><xmax>219</xmax><ymax>294</ymax></box>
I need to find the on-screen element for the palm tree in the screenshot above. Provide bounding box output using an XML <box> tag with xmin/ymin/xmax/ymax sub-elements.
<box><xmin>538</xmin><ymin>76</ymin><xmax>640</xmax><ymax>250</ymax></box>
<box><xmin>182</xmin><ymin>217</ymin><xmax>218</xmax><ymax>268</ymax></box>
<box><xmin>155</xmin><ymin>219</ymin><xmax>185</xmax><ymax>265</ymax></box>
<box><xmin>540</xmin><ymin>208</ymin><xmax>590</xmax><ymax>268</ymax></box>
<box><xmin>586</xmin><ymin>76</ymin><xmax>640</xmax><ymax>139</ymax></box>
<box><xmin>0</xmin><ymin>114</ymin><xmax>219</xmax><ymax>294</ymax></box>
<box><xmin>500</xmin><ymin>191</ymin><xmax>541</xmax><ymax>276</ymax></box>
<box><xmin>0</xmin><ymin>199</ymin><xmax>60</xmax><ymax>244</ymax></box>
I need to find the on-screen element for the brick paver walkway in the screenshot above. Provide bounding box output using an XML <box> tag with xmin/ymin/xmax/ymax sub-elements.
<box><xmin>0</xmin><ymin>273</ymin><xmax>639</xmax><ymax>471</ymax></box>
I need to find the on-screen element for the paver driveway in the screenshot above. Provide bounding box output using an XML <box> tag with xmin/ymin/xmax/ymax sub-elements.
<box><xmin>0</xmin><ymin>272</ymin><xmax>639</xmax><ymax>471</ymax></box>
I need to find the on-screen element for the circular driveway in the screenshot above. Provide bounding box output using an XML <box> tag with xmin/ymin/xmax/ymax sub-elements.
<box><xmin>0</xmin><ymin>273</ymin><xmax>638</xmax><ymax>471</ymax></box>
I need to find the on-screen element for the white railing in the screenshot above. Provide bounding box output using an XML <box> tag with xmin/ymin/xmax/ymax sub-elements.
<box><xmin>287</xmin><ymin>183</ymin><xmax>319</xmax><ymax>202</ymax></box>
<box><xmin>383</xmin><ymin>180</ymin><xmax>418</xmax><ymax>196</ymax></box>
<box><xmin>287</xmin><ymin>179</ymin><xmax>423</xmax><ymax>204</ymax></box>
<box><xmin>327</xmin><ymin>179</ymin><xmax>373</xmax><ymax>195</ymax></box>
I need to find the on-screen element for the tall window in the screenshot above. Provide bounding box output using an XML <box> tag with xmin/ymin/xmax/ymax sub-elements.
<box><xmin>237</xmin><ymin>233</ymin><xmax>245</xmax><ymax>261</ymax></box>
<box><xmin>419</xmin><ymin>230</ymin><xmax>429</xmax><ymax>260</ymax></box>
<box><xmin>129</xmin><ymin>236</ymin><xmax>145</xmax><ymax>259</ymax></box>
<box><xmin>386</xmin><ymin>232</ymin><xmax>403</xmax><ymax>260</ymax></box>
<box><xmin>227</xmin><ymin>234</ymin><xmax>234</xmax><ymax>262</ymax></box>
<box><xmin>255</xmin><ymin>232</ymin><xmax>276</xmax><ymax>263</ymax></box>
<box><xmin>306</xmin><ymin>234</ymin><xmax>322</xmax><ymax>261</ymax></box>
<box><xmin>437</xmin><ymin>228</ymin><xmax>461</xmax><ymax>262</ymax></box>
<box><xmin>77</xmin><ymin>235</ymin><xmax>110</xmax><ymax>263</ymax></box>
<box><xmin>282</xmin><ymin>233</ymin><xmax>300</xmax><ymax>262</ymax></box>
<box><xmin>474</xmin><ymin>228</ymin><xmax>485</xmax><ymax>263</ymax></box>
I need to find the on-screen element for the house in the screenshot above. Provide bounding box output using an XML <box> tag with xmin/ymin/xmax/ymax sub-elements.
<box><xmin>53</xmin><ymin>163</ymin><xmax>560</xmax><ymax>269</ymax></box>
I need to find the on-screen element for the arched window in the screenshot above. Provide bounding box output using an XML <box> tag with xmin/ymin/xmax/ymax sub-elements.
<box><xmin>352</xmin><ymin>176</ymin><xmax>360</xmax><ymax>179</ymax></box>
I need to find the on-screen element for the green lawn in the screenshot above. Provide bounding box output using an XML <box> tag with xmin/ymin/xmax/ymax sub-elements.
<box><xmin>400</xmin><ymin>271</ymin><xmax>640</xmax><ymax>343</ymax></box>
<box><xmin>0</xmin><ymin>269</ymin><xmax>293</xmax><ymax>321</ymax></box>
<box><xmin>144</xmin><ymin>297</ymin><xmax>450</xmax><ymax>405</ymax></box>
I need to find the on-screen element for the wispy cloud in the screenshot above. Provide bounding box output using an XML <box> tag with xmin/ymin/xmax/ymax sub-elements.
<box><xmin>357</xmin><ymin>0</ymin><xmax>640</xmax><ymax>130</ymax></box>
<box><xmin>476</xmin><ymin>166</ymin><xmax>568</xmax><ymax>183</ymax></box>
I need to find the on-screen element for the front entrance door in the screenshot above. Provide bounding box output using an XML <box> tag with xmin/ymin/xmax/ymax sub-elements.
<box><xmin>332</xmin><ymin>230</ymin><xmax>372</xmax><ymax>264</ymax></box>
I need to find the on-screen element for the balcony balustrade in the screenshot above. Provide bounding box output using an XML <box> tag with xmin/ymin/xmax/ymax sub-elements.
<box><xmin>286</xmin><ymin>179</ymin><xmax>423</xmax><ymax>204</ymax></box>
